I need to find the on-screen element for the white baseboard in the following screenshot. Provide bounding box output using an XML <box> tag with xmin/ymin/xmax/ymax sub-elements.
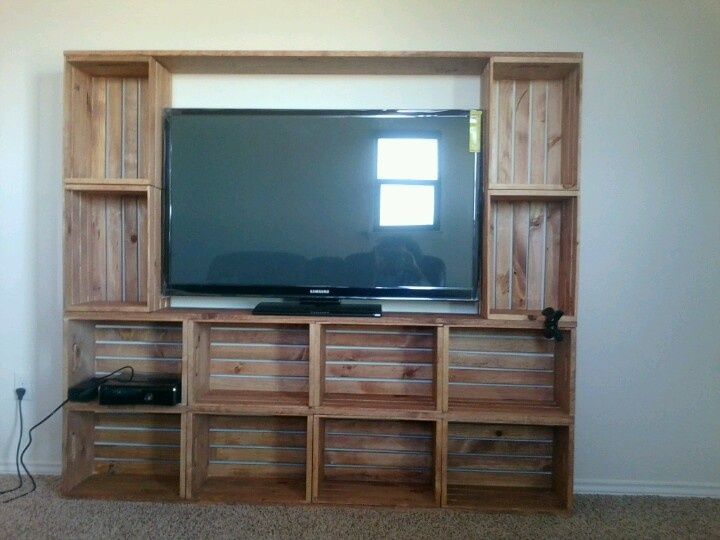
<box><xmin>0</xmin><ymin>462</ymin><xmax>60</xmax><ymax>476</ymax></box>
<box><xmin>1</xmin><ymin>464</ymin><xmax>717</xmax><ymax>499</ymax></box>
<box><xmin>575</xmin><ymin>478</ymin><xmax>720</xmax><ymax>498</ymax></box>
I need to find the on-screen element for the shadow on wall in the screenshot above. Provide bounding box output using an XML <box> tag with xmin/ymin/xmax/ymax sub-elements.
<box><xmin>207</xmin><ymin>236</ymin><xmax>447</xmax><ymax>288</ymax></box>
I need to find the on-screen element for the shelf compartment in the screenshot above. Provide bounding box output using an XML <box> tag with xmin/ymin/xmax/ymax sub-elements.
<box><xmin>61</xmin><ymin>410</ymin><xmax>183</xmax><ymax>500</ymax></box>
<box><xmin>190</xmin><ymin>323</ymin><xmax>310</xmax><ymax>407</ymax></box>
<box><xmin>487</xmin><ymin>196</ymin><xmax>577</xmax><ymax>316</ymax></box>
<box><xmin>319</xmin><ymin>325</ymin><xmax>439</xmax><ymax>411</ymax></box>
<box><xmin>314</xmin><ymin>417</ymin><xmax>440</xmax><ymax>507</ymax></box>
<box><xmin>488</xmin><ymin>58</ymin><xmax>580</xmax><ymax>189</ymax></box>
<box><xmin>447</xmin><ymin>327</ymin><xmax>572</xmax><ymax>413</ymax></box>
<box><xmin>64</xmin><ymin>186</ymin><xmax>165</xmax><ymax>311</ymax></box>
<box><xmin>188</xmin><ymin>414</ymin><xmax>310</xmax><ymax>503</ymax></box>
<box><xmin>64</xmin><ymin>58</ymin><xmax>170</xmax><ymax>186</ymax></box>
<box><xmin>445</xmin><ymin>422</ymin><xmax>571</xmax><ymax>513</ymax></box>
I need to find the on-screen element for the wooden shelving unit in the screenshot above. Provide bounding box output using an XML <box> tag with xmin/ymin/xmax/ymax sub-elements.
<box><xmin>61</xmin><ymin>50</ymin><xmax>581</xmax><ymax>514</ymax></box>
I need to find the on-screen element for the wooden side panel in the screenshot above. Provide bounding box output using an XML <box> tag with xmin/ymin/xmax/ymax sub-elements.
<box><xmin>321</xmin><ymin>418</ymin><xmax>434</xmax><ymax>484</ymax></box>
<box><xmin>92</xmin><ymin>413</ymin><xmax>182</xmax><ymax>478</ymax></box>
<box><xmin>448</xmin><ymin>328</ymin><xmax>556</xmax><ymax>405</ymax></box>
<box><xmin>61</xmin><ymin>411</ymin><xmax>95</xmax><ymax>493</ymax></box>
<box><xmin>447</xmin><ymin>423</ymin><xmax>554</xmax><ymax>488</ymax></box>
<box><xmin>491</xmin><ymin>79</ymin><xmax>566</xmax><ymax>186</ymax></box>
<box><xmin>199</xmin><ymin>325</ymin><xmax>310</xmax><ymax>404</ymax></box>
<box><xmin>322</xmin><ymin>326</ymin><xmax>436</xmax><ymax>406</ymax></box>
<box><xmin>93</xmin><ymin>322</ymin><xmax>183</xmax><ymax>379</ymax></box>
<box><xmin>205</xmin><ymin>415</ymin><xmax>307</xmax><ymax>479</ymax></box>
<box><xmin>64</xmin><ymin>191</ymin><xmax>148</xmax><ymax>308</ymax></box>
<box><xmin>490</xmin><ymin>199</ymin><xmax>574</xmax><ymax>313</ymax></box>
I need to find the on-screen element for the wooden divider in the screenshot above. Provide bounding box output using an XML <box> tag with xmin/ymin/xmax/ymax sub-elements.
<box><xmin>62</xmin><ymin>410</ymin><xmax>183</xmax><ymax>500</ymax></box>
<box><xmin>320</xmin><ymin>325</ymin><xmax>439</xmax><ymax>410</ymax></box>
<box><xmin>188</xmin><ymin>414</ymin><xmax>310</xmax><ymax>503</ymax></box>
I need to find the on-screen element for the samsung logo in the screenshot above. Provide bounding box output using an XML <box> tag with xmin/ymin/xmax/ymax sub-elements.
<box><xmin>309</xmin><ymin>289</ymin><xmax>330</xmax><ymax>294</ymax></box>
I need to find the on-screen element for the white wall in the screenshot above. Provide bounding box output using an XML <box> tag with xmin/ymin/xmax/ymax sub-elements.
<box><xmin>0</xmin><ymin>0</ymin><xmax>718</xmax><ymax>496</ymax></box>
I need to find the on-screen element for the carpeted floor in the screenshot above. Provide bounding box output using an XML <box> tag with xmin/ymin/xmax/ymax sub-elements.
<box><xmin>0</xmin><ymin>476</ymin><xmax>717</xmax><ymax>539</ymax></box>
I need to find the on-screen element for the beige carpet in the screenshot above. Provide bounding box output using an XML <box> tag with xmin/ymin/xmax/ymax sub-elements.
<box><xmin>0</xmin><ymin>476</ymin><xmax>717</xmax><ymax>539</ymax></box>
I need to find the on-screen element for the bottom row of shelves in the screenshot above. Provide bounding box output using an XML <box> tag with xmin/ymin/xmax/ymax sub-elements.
<box><xmin>62</xmin><ymin>409</ymin><xmax>572</xmax><ymax>513</ymax></box>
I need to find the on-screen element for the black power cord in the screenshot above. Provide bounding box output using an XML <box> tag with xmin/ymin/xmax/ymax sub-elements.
<box><xmin>2</xmin><ymin>366</ymin><xmax>135</xmax><ymax>503</ymax></box>
<box><xmin>0</xmin><ymin>389</ymin><xmax>26</xmax><ymax>496</ymax></box>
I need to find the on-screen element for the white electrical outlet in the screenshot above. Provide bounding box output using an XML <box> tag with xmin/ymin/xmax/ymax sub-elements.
<box><xmin>13</xmin><ymin>372</ymin><xmax>31</xmax><ymax>400</ymax></box>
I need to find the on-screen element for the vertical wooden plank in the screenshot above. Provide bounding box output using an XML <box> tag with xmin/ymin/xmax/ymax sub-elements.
<box><xmin>513</xmin><ymin>81</ymin><xmax>530</xmax><ymax>184</ymax></box>
<box><xmin>546</xmin><ymin>81</ymin><xmax>563</xmax><ymax>185</ymax></box>
<box><xmin>122</xmin><ymin>196</ymin><xmax>139</xmax><ymax>302</ymax></box>
<box><xmin>188</xmin><ymin>414</ymin><xmax>209</xmax><ymax>498</ymax></box>
<box><xmin>309</xmin><ymin>323</ymin><xmax>323</xmax><ymax>407</ymax></box>
<box><xmin>66</xmin><ymin>66</ymin><xmax>92</xmax><ymax>178</ymax></box>
<box><xmin>311</xmin><ymin>416</ymin><xmax>323</xmax><ymax>501</ymax></box>
<box><xmin>137</xmin><ymin>195</ymin><xmax>148</xmax><ymax>302</ymax></box>
<box><xmin>436</xmin><ymin>326</ymin><xmax>449</xmax><ymax>413</ymax></box>
<box><xmin>496</xmin><ymin>81</ymin><xmax>514</xmax><ymax>184</ymax></box>
<box><xmin>146</xmin><ymin>187</ymin><xmax>163</xmax><ymax>309</ymax></box>
<box><xmin>305</xmin><ymin>416</ymin><xmax>314</xmax><ymax>503</ymax></box>
<box><xmin>123</xmin><ymin>78</ymin><xmax>139</xmax><ymax>178</ymax></box>
<box><xmin>526</xmin><ymin>202</ymin><xmax>545</xmax><ymax>310</ymax></box>
<box><xmin>554</xmin><ymin>329</ymin><xmax>575</xmax><ymax>414</ymax></box>
<box><xmin>64</xmin><ymin>191</ymin><xmax>82</xmax><ymax>306</ymax></box>
<box><xmin>511</xmin><ymin>201</ymin><xmax>529</xmax><ymax>309</ymax></box>
<box><xmin>138</xmin><ymin>77</ymin><xmax>148</xmax><ymax>179</ymax></box>
<box><xmin>105</xmin><ymin>79</ymin><xmax>123</xmax><ymax>178</ymax></box>
<box><xmin>552</xmin><ymin>427</ymin><xmax>574</xmax><ymax>513</ymax></box>
<box><xmin>105</xmin><ymin>196</ymin><xmax>123</xmax><ymax>301</ymax></box>
<box><xmin>179</xmin><ymin>412</ymin><xmax>188</xmax><ymax>498</ymax></box>
<box><xmin>61</xmin><ymin>411</ymin><xmax>94</xmax><ymax>494</ymax></box>
<box><xmin>439</xmin><ymin>420</ymin><xmax>448</xmax><ymax>507</ymax></box>
<box><xmin>435</xmin><ymin>420</ymin><xmax>444</xmax><ymax>506</ymax></box>
<box><xmin>191</xmin><ymin>323</ymin><xmax>211</xmax><ymax>403</ymax></box>
<box><xmin>530</xmin><ymin>81</ymin><xmax>547</xmax><ymax>184</ymax></box>
<box><xmin>562</xmin><ymin>69</ymin><xmax>580</xmax><ymax>188</ymax></box>
<box><xmin>89</xmin><ymin>77</ymin><xmax>107</xmax><ymax>178</ymax></box>
<box><xmin>146</xmin><ymin>59</ymin><xmax>172</xmax><ymax>186</ymax></box>
<box><xmin>559</xmin><ymin>198</ymin><xmax>577</xmax><ymax>314</ymax></box>
<box><xmin>181</xmin><ymin>319</ymin><xmax>190</xmax><ymax>406</ymax></box>
<box><xmin>494</xmin><ymin>201</ymin><xmax>513</xmax><ymax>309</ymax></box>
<box><xmin>64</xmin><ymin>320</ymin><xmax>95</xmax><ymax>389</ymax></box>
<box><xmin>544</xmin><ymin>201</ymin><xmax>562</xmax><ymax>309</ymax></box>
<box><xmin>87</xmin><ymin>194</ymin><xmax>107</xmax><ymax>302</ymax></box>
<box><xmin>480</xmin><ymin>62</ymin><xmax>495</xmax><ymax>317</ymax></box>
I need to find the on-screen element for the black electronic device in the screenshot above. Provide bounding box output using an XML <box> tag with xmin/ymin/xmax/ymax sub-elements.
<box><xmin>253</xmin><ymin>299</ymin><xmax>382</xmax><ymax>317</ymax></box>
<box><xmin>97</xmin><ymin>376</ymin><xmax>181</xmax><ymax>406</ymax></box>
<box><xmin>542</xmin><ymin>307</ymin><xmax>564</xmax><ymax>342</ymax></box>
<box><xmin>67</xmin><ymin>378</ymin><xmax>104</xmax><ymax>402</ymax></box>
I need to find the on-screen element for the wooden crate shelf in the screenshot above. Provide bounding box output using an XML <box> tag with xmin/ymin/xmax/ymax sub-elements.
<box><xmin>65</xmin><ymin>319</ymin><xmax>186</xmax><ymax>404</ymax></box>
<box><xmin>447</xmin><ymin>327</ymin><xmax>573</xmax><ymax>414</ymax></box>
<box><xmin>64</xmin><ymin>58</ymin><xmax>170</xmax><ymax>186</ymax></box>
<box><xmin>487</xmin><ymin>196</ymin><xmax>577</xmax><ymax>317</ymax></box>
<box><xmin>187</xmin><ymin>414</ymin><xmax>311</xmax><ymax>503</ymax></box>
<box><xmin>313</xmin><ymin>417</ymin><xmax>440</xmax><ymax>507</ymax></box>
<box><xmin>318</xmin><ymin>325</ymin><xmax>440</xmax><ymax>411</ymax></box>
<box><xmin>64</xmin><ymin>185</ymin><xmax>166</xmax><ymax>312</ymax></box>
<box><xmin>444</xmin><ymin>421</ymin><xmax>571</xmax><ymax>513</ymax></box>
<box><xmin>189</xmin><ymin>322</ymin><xmax>310</xmax><ymax>407</ymax></box>
<box><xmin>61</xmin><ymin>410</ymin><xmax>184</xmax><ymax>501</ymax></box>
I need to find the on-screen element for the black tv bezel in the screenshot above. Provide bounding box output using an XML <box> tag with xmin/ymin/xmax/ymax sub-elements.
<box><xmin>162</xmin><ymin>108</ymin><xmax>482</xmax><ymax>302</ymax></box>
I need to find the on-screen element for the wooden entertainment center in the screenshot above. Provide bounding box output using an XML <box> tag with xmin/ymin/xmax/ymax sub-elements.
<box><xmin>61</xmin><ymin>50</ymin><xmax>581</xmax><ymax>513</ymax></box>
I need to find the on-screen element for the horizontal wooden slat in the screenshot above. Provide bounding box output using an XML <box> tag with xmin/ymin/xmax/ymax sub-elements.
<box><xmin>324</xmin><ymin>379</ymin><xmax>431</xmax><ymax>397</ymax></box>
<box><xmin>209</xmin><ymin>446</ymin><xmax>306</xmax><ymax>464</ymax></box>
<box><xmin>449</xmin><ymin>351</ymin><xmax>554</xmax><ymax>370</ymax></box>
<box><xmin>95</xmin><ymin>343</ymin><xmax>181</xmax><ymax>358</ymax></box>
<box><xmin>96</xmin><ymin>414</ymin><xmax>181</xmax><ymax>429</ymax></box>
<box><xmin>326</xmin><ymin>347</ymin><xmax>433</xmax><ymax>364</ymax></box>
<box><xmin>93</xmin><ymin>461</ymin><xmax>180</xmax><ymax>476</ymax></box>
<box><xmin>210</xmin><ymin>359</ymin><xmax>309</xmax><ymax>377</ymax></box>
<box><xmin>325</xmin><ymin>327</ymin><xmax>435</xmax><ymax>349</ymax></box>
<box><xmin>325</xmin><ymin>450</ymin><xmax>431</xmax><ymax>469</ymax></box>
<box><xmin>448</xmin><ymin>424</ymin><xmax>554</xmax><ymax>440</ymax></box>
<box><xmin>208</xmin><ymin>416</ymin><xmax>306</xmax><ymax>431</ymax></box>
<box><xmin>326</xmin><ymin>363</ymin><xmax>433</xmax><ymax>381</ymax></box>
<box><xmin>209</xmin><ymin>344</ymin><xmax>309</xmax><ymax>361</ymax></box>
<box><xmin>449</xmin><ymin>384</ymin><xmax>554</xmax><ymax>402</ymax></box>
<box><xmin>206</xmin><ymin>463</ymin><xmax>305</xmax><ymax>479</ymax></box>
<box><xmin>449</xmin><ymin>368</ymin><xmax>553</xmax><ymax>386</ymax></box>
<box><xmin>450</xmin><ymin>334</ymin><xmax>554</xmax><ymax>353</ymax></box>
<box><xmin>209</xmin><ymin>430</ymin><xmax>307</xmax><ymax>448</ymax></box>
<box><xmin>447</xmin><ymin>470</ymin><xmax>552</xmax><ymax>488</ymax></box>
<box><xmin>210</xmin><ymin>326</ymin><xmax>308</xmax><ymax>345</ymax></box>
<box><xmin>325</xmin><ymin>433</ymin><xmax>431</xmax><ymax>453</ymax></box>
<box><xmin>325</xmin><ymin>419</ymin><xmax>431</xmax><ymax>436</ymax></box>
<box><xmin>448</xmin><ymin>455</ymin><xmax>552</xmax><ymax>472</ymax></box>
<box><xmin>95</xmin><ymin>325</ymin><xmax>181</xmax><ymax>342</ymax></box>
<box><xmin>324</xmin><ymin>466</ymin><xmax>432</xmax><ymax>483</ymax></box>
<box><xmin>209</xmin><ymin>375</ymin><xmax>308</xmax><ymax>393</ymax></box>
<box><xmin>96</xmin><ymin>359</ymin><xmax>181</xmax><ymax>375</ymax></box>
<box><xmin>95</xmin><ymin>429</ymin><xmax>180</xmax><ymax>446</ymax></box>
<box><xmin>94</xmin><ymin>445</ymin><xmax>180</xmax><ymax>461</ymax></box>
<box><xmin>446</xmin><ymin>439</ymin><xmax>552</xmax><ymax>456</ymax></box>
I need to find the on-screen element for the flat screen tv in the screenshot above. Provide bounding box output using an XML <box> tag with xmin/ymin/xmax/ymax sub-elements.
<box><xmin>163</xmin><ymin>109</ymin><xmax>481</xmax><ymax>312</ymax></box>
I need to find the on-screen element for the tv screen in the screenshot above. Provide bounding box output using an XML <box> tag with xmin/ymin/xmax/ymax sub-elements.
<box><xmin>164</xmin><ymin>109</ymin><xmax>480</xmax><ymax>300</ymax></box>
